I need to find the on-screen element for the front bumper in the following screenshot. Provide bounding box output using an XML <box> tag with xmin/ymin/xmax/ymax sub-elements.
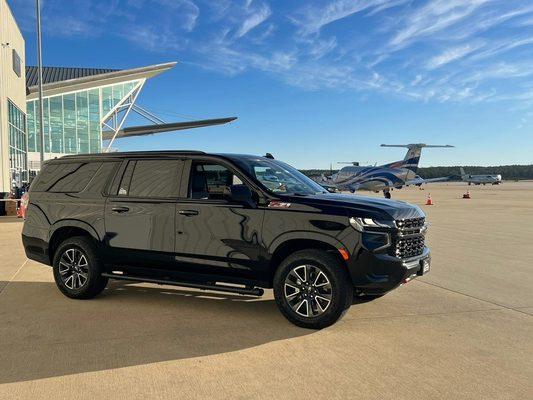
<box><xmin>347</xmin><ymin>246</ymin><xmax>431</xmax><ymax>296</ymax></box>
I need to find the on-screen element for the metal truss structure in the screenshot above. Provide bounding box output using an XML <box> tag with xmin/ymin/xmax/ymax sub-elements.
<box><xmin>101</xmin><ymin>79</ymin><xmax>166</xmax><ymax>152</ymax></box>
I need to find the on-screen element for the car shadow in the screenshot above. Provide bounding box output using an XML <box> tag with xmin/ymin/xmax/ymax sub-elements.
<box><xmin>0</xmin><ymin>280</ymin><xmax>312</xmax><ymax>384</ymax></box>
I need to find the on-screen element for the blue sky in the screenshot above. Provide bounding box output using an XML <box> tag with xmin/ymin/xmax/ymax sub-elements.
<box><xmin>9</xmin><ymin>0</ymin><xmax>533</xmax><ymax>169</ymax></box>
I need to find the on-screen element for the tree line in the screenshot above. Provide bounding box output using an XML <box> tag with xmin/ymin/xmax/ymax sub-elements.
<box><xmin>300</xmin><ymin>165</ymin><xmax>533</xmax><ymax>181</ymax></box>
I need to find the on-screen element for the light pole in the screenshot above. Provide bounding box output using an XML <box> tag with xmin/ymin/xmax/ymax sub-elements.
<box><xmin>36</xmin><ymin>0</ymin><xmax>45</xmax><ymax>165</ymax></box>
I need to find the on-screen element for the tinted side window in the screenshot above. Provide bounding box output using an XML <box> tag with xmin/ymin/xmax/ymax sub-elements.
<box><xmin>122</xmin><ymin>160</ymin><xmax>182</xmax><ymax>198</ymax></box>
<box><xmin>189</xmin><ymin>162</ymin><xmax>243</xmax><ymax>200</ymax></box>
<box><xmin>31</xmin><ymin>162</ymin><xmax>102</xmax><ymax>193</ymax></box>
<box><xmin>118</xmin><ymin>161</ymin><xmax>135</xmax><ymax>196</ymax></box>
<box><xmin>84</xmin><ymin>162</ymin><xmax>120</xmax><ymax>194</ymax></box>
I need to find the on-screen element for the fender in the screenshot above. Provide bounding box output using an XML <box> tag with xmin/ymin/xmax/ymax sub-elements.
<box><xmin>268</xmin><ymin>230</ymin><xmax>348</xmax><ymax>255</ymax></box>
<box><xmin>48</xmin><ymin>219</ymin><xmax>102</xmax><ymax>243</ymax></box>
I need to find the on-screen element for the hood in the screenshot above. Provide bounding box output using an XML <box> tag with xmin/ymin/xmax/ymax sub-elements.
<box><xmin>286</xmin><ymin>193</ymin><xmax>425</xmax><ymax>221</ymax></box>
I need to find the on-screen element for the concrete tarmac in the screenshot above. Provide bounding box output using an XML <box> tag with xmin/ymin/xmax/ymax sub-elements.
<box><xmin>0</xmin><ymin>182</ymin><xmax>532</xmax><ymax>399</ymax></box>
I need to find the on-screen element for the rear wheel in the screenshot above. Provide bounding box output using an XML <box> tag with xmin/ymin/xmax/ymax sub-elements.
<box><xmin>273</xmin><ymin>249</ymin><xmax>353</xmax><ymax>329</ymax></box>
<box><xmin>52</xmin><ymin>236</ymin><xmax>108</xmax><ymax>299</ymax></box>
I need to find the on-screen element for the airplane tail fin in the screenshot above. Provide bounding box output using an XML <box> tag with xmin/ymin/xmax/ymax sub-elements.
<box><xmin>380</xmin><ymin>144</ymin><xmax>454</xmax><ymax>172</ymax></box>
<box><xmin>460</xmin><ymin>167</ymin><xmax>466</xmax><ymax>176</ymax></box>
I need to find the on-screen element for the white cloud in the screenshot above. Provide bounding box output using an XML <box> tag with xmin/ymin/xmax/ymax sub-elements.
<box><xmin>462</xmin><ymin>62</ymin><xmax>533</xmax><ymax>83</ymax></box>
<box><xmin>411</xmin><ymin>74</ymin><xmax>423</xmax><ymax>86</ymax></box>
<box><xmin>515</xmin><ymin>15</ymin><xmax>533</xmax><ymax>27</ymax></box>
<box><xmin>307</xmin><ymin>37</ymin><xmax>338</xmax><ymax>59</ymax></box>
<box><xmin>389</xmin><ymin>0</ymin><xmax>490</xmax><ymax>49</ymax></box>
<box><xmin>152</xmin><ymin>0</ymin><xmax>200</xmax><ymax>32</ymax></box>
<box><xmin>123</xmin><ymin>25</ymin><xmax>188</xmax><ymax>52</ymax></box>
<box><xmin>10</xmin><ymin>0</ymin><xmax>533</xmax><ymax>108</ymax></box>
<box><xmin>236</xmin><ymin>3</ymin><xmax>272</xmax><ymax>38</ymax></box>
<box><xmin>450</xmin><ymin>5</ymin><xmax>533</xmax><ymax>40</ymax></box>
<box><xmin>468</xmin><ymin>37</ymin><xmax>533</xmax><ymax>61</ymax></box>
<box><xmin>426</xmin><ymin>42</ymin><xmax>483</xmax><ymax>69</ymax></box>
<box><xmin>290</xmin><ymin>0</ymin><xmax>395</xmax><ymax>36</ymax></box>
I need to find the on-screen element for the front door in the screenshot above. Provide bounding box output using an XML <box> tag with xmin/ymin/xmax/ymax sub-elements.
<box><xmin>174</xmin><ymin>160</ymin><xmax>267</xmax><ymax>282</ymax></box>
<box><xmin>104</xmin><ymin>158</ymin><xmax>184</xmax><ymax>268</ymax></box>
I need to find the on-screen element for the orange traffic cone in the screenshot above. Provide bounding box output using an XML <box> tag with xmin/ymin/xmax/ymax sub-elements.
<box><xmin>463</xmin><ymin>190</ymin><xmax>471</xmax><ymax>199</ymax></box>
<box><xmin>425</xmin><ymin>193</ymin><xmax>433</xmax><ymax>205</ymax></box>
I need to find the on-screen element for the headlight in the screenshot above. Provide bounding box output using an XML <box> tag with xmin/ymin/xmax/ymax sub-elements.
<box><xmin>349</xmin><ymin>217</ymin><xmax>395</xmax><ymax>231</ymax></box>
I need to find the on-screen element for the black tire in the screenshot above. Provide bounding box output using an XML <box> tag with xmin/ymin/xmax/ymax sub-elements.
<box><xmin>52</xmin><ymin>236</ymin><xmax>108</xmax><ymax>299</ymax></box>
<box><xmin>273</xmin><ymin>249</ymin><xmax>353</xmax><ymax>329</ymax></box>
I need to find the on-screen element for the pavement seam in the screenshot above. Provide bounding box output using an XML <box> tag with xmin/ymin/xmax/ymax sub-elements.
<box><xmin>0</xmin><ymin>259</ymin><xmax>28</xmax><ymax>297</ymax></box>
<box><xmin>417</xmin><ymin>280</ymin><xmax>532</xmax><ymax>317</ymax></box>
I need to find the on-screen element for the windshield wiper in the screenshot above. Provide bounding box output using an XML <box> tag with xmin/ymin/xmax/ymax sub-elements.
<box><xmin>289</xmin><ymin>191</ymin><xmax>327</xmax><ymax>196</ymax></box>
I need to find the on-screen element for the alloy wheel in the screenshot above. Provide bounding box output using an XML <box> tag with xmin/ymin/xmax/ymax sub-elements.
<box><xmin>58</xmin><ymin>248</ymin><xmax>89</xmax><ymax>290</ymax></box>
<box><xmin>284</xmin><ymin>265</ymin><xmax>332</xmax><ymax>317</ymax></box>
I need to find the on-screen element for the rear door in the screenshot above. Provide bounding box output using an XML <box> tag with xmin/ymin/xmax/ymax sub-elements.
<box><xmin>104</xmin><ymin>158</ymin><xmax>185</xmax><ymax>268</ymax></box>
<box><xmin>174</xmin><ymin>159</ymin><xmax>267</xmax><ymax>281</ymax></box>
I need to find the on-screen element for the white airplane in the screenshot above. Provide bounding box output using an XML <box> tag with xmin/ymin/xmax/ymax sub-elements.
<box><xmin>460</xmin><ymin>167</ymin><xmax>502</xmax><ymax>185</ymax></box>
<box><xmin>318</xmin><ymin>144</ymin><xmax>454</xmax><ymax>198</ymax></box>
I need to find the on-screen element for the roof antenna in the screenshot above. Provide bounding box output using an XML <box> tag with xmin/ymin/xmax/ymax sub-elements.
<box><xmin>265</xmin><ymin>153</ymin><xmax>274</xmax><ymax>159</ymax></box>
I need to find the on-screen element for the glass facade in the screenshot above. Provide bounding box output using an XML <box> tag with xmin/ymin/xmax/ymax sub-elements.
<box><xmin>27</xmin><ymin>80</ymin><xmax>139</xmax><ymax>155</ymax></box>
<box><xmin>8</xmin><ymin>100</ymin><xmax>27</xmax><ymax>185</ymax></box>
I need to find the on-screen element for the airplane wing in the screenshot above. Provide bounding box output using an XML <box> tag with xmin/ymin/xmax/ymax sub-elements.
<box><xmin>405</xmin><ymin>176</ymin><xmax>452</xmax><ymax>186</ymax></box>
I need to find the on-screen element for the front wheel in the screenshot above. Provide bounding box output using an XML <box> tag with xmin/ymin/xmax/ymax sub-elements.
<box><xmin>53</xmin><ymin>236</ymin><xmax>108</xmax><ymax>299</ymax></box>
<box><xmin>273</xmin><ymin>250</ymin><xmax>353</xmax><ymax>329</ymax></box>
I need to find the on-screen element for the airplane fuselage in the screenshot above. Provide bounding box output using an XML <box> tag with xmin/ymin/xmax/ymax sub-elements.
<box><xmin>317</xmin><ymin>143</ymin><xmax>454</xmax><ymax>197</ymax></box>
<box><xmin>463</xmin><ymin>174</ymin><xmax>502</xmax><ymax>185</ymax></box>
<box><xmin>330</xmin><ymin>165</ymin><xmax>416</xmax><ymax>192</ymax></box>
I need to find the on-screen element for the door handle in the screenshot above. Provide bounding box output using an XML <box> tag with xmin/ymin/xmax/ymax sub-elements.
<box><xmin>111</xmin><ymin>206</ymin><xmax>130</xmax><ymax>213</ymax></box>
<box><xmin>178</xmin><ymin>209</ymin><xmax>199</xmax><ymax>216</ymax></box>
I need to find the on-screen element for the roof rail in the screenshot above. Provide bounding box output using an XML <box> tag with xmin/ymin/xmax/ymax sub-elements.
<box><xmin>60</xmin><ymin>150</ymin><xmax>206</xmax><ymax>159</ymax></box>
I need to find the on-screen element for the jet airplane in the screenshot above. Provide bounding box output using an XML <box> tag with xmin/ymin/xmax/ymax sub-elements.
<box><xmin>317</xmin><ymin>143</ymin><xmax>454</xmax><ymax>198</ymax></box>
<box><xmin>460</xmin><ymin>167</ymin><xmax>502</xmax><ymax>185</ymax></box>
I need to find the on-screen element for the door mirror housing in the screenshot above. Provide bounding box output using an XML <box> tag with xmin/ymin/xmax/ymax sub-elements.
<box><xmin>225</xmin><ymin>184</ymin><xmax>256</xmax><ymax>207</ymax></box>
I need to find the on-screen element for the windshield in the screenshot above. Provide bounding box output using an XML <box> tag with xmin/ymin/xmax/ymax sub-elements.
<box><xmin>233</xmin><ymin>157</ymin><xmax>327</xmax><ymax>196</ymax></box>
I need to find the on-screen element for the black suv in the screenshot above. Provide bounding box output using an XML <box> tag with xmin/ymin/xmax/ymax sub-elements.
<box><xmin>22</xmin><ymin>151</ymin><xmax>430</xmax><ymax>329</ymax></box>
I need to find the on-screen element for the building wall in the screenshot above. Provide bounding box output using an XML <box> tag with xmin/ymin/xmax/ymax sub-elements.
<box><xmin>27</xmin><ymin>89</ymin><xmax>102</xmax><ymax>156</ymax></box>
<box><xmin>26</xmin><ymin>80</ymin><xmax>140</xmax><ymax>168</ymax></box>
<box><xmin>0</xmin><ymin>0</ymin><xmax>26</xmax><ymax>193</ymax></box>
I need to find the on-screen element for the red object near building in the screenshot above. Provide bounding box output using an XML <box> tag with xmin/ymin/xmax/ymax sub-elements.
<box><xmin>18</xmin><ymin>192</ymin><xmax>29</xmax><ymax>219</ymax></box>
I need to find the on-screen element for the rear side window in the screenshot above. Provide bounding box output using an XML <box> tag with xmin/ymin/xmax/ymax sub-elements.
<box><xmin>118</xmin><ymin>160</ymin><xmax>182</xmax><ymax>198</ymax></box>
<box><xmin>31</xmin><ymin>162</ymin><xmax>102</xmax><ymax>193</ymax></box>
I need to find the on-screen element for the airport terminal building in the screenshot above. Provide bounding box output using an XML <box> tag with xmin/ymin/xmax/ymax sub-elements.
<box><xmin>24</xmin><ymin>63</ymin><xmax>175</xmax><ymax>172</ymax></box>
<box><xmin>0</xmin><ymin>0</ymin><xmax>176</xmax><ymax>195</ymax></box>
<box><xmin>0</xmin><ymin>0</ymin><xmax>234</xmax><ymax>202</ymax></box>
<box><xmin>0</xmin><ymin>0</ymin><xmax>26</xmax><ymax>195</ymax></box>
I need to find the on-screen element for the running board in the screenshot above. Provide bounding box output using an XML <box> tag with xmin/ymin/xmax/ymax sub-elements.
<box><xmin>101</xmin><ymin>273</ymin><xmax>264</xmax><ymax>296</ymax></box>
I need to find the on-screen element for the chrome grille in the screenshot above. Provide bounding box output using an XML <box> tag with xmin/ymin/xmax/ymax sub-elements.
<box><xmin>391</xmin><ymin>217</ymin><xmax>426</xmax><ymax>259</ymax></box>
<box><xmin>396</xmin><ymin>217</ymin><xmax>425</xmax><ymax>230</ymax></box>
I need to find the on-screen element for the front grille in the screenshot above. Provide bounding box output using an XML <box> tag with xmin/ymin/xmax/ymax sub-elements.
<box><xmin>396</xmin><ymin>217</ymin><xmax>425</xmax><ymax>229</ymax></box>
<box><xmin>394</xmin><ymin>236</ymin><xmax>425</xmax><ymax>258</ymax></box>
<box><xmin>390</xmin><ymin>217</ymin><xmax>426</xmax><ymax>259</ymax></box>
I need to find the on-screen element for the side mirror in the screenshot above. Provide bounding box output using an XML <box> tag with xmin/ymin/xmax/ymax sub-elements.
<box><xmin>224</xmin><ymin>184</ymin><xmax>256</xmax><ymax>207</ymax></box>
